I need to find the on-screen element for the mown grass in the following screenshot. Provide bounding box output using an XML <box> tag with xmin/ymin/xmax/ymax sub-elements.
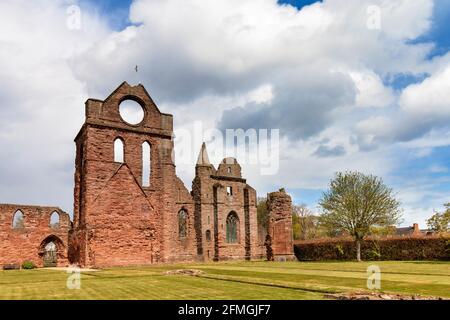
<box><xmin>0</xmin><ymin>261</ymin><xmax>449</xmax><ymax>300</ymax></box>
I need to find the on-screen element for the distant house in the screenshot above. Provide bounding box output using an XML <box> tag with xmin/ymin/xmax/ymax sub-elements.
<box><xmin>394</xmin><ymin>223</ymin><xmax>436</xmax><ymax>237</ymax></box>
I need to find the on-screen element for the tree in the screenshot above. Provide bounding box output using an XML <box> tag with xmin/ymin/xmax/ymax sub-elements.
<box><xmin>427</xmin><ymin>203</ymin><xmax>450</xmax><ymax>233</ymax></box>
<box><xmin>319</xmin><ymin>171</ymin><xmax>402</xmax><ymax>261</ymax></box>
<box><xmin>257</xmin><ymin>197</ymin><xmax>269</xmax><ymax>231</ymax></box>
<box><xmin>369</xmin><ymin>225</ymin><xmax>396</xmax><ymax>237</ymax></box>
<box><xmin>292</xmin><ymin>204</ymin><xmax>319</xmax><ymax>240</ymax></box>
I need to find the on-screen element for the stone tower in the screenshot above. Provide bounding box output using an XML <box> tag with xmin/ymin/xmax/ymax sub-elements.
<box><xmin>192</xmin><ymin>144</ymin><xmax>259</xmax><ymax>261</ymax></box>
<box><xmin>267</xmin><ymin>189</ymin><xmax>295</xmax><ymax>261</ymax></box>
<box><xmin>70</xmin><ymin>82</ymin><xmax>196</xmax><ymax>267</ymax></box>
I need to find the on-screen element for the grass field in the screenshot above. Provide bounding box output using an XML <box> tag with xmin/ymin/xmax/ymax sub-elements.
<box><xmin>0</xmin><ymin>261</ymin><xmax>449</xmax><ymax>300</ymax></box>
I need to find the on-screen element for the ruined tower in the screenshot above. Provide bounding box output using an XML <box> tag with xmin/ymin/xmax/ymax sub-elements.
<box><xmin>192</xmin><ymin>144</ymin><xmax>259</xmax><ymax>261</ymax></box>
<box><xmin>267</xmin><ymin>189</ymin><xmax>295</xmax><ymax>261</ymax></box>
<box><xmin>70</xmin><ymin>82</ymin><xmax>196</xmax><ymax>267</ymax></box>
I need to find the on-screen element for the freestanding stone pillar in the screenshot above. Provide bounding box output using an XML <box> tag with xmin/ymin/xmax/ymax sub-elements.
<box><xmin>267</xmin><ymin>189</ymin><xmax>295</xmax><ymax>261</ymax></box>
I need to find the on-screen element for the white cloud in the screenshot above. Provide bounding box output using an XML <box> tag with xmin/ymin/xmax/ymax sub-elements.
<box><xmin>0</xmin><ymin>0</ymin><xmax>110</xmax><ymax>212</ymax></box>
<box><xmin>400</xmin><ymin>65</ymin><xmax>450</xmax><ymax>116</ymax></box>
<box><xmin>349</xmin><ymin>70</ymin><xmax>395</xmax><ymax>108</ymax></box>
<box><xmin>71</xmin><ymin>0</ymin><xmax>436</xmax><ymax>102</ymax></box>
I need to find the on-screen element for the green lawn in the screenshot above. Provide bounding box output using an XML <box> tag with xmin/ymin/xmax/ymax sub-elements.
<box><xmin>0</xmin><ymin>261</ymin><xmax>449</xmax><ymax>300</ymax></box>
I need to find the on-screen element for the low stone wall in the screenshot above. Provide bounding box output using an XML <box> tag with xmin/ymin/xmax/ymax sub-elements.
<box><xmin>0</xmin><ymin>204</ymin><xmax>71</xmax><ymax>267</ymax></box>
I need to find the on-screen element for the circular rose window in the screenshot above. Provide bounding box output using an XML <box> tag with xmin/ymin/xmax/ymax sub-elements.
<box><xmin>119</xmin><ymin>99</ymin><xmax>145</xmax><ymax>125</ymax></box>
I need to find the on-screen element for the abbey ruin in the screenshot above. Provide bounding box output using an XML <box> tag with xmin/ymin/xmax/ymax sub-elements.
<box><xmin>0</xmin><ymin>82</ymin><xmax>294</xmax><ymax>268</ymax></box>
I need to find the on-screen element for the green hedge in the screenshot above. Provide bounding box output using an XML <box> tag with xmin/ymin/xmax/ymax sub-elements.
<box><xmin>294</xmin><ymin>236</ymin><xmax>450</xmax><ymax>261</ymax></box>
<box><xmin>21</xmin><ymin>261</ymin><xmax>36</xmax><ymax>269</ymax></box>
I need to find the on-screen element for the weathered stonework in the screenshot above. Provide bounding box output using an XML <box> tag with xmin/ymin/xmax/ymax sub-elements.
<box><xmin>0</xmin><ymin>204</ymin><xmax>71</xmax><ymax>267</ymax></box>
<box><xmin>69</xmin><ymin>82</ymin><xmax>262</xmax><ymax>267</ymax></box>
<box><xmin>267</xmin><ymin>189</ymin><xmax>295</xmax><ymax>261</ymax></box>
<box><xmin>70</xmin><ymin>82</ymin><xmax>197</xmax><ymax>267</ymax></box>
<box><xmin>192</xmin><ymin>147</ymin><xmax>259</xmax><ymax>261</ymax></box>
<box><xmin>1</xmin><ymin>82</ymin><xmax>294</xmax><ymax>268</ymax></box>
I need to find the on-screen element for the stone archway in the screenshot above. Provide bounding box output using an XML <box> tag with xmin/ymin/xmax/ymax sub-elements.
<box><xmin>43</xmin><ymin>242</ymin><xmax>57</xmax><ymax>267</ymax></box>
<box><xmin>39</xmin><ymin>235</ymin><xmax>65</xmax><ymax>267</ymax></box>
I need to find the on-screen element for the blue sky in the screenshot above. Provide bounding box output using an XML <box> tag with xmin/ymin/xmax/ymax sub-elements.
<box><xmin>278</xmin><ymin>0</ymin><xmax>320</xmax><ymax>8</ymax></box>
<box><xmin>80</xmin><ymin>0</ymin><xmax>133</xmax><ymax>30</ymax></box>
<box><xmin>1</xmin><ymin>0</ymin><xmax>449</xmax><ymax>228</ymax></box>
<box><xmin>413</xmin><ymin>0</ymin><xmax>450</xmax><ymax>58</ymax></box>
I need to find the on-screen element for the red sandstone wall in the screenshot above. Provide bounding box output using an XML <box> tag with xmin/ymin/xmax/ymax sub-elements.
<box><xmin>193</xmin><ymin>158</ymin><xmax>259</xmax><ymax>261</ymax></box>
<box><xmin>1</xmin><ymin>82</ymin><xmax>295</xmax><ymax>268</ymax></box>
<box><xmin>72</xmin><ymin>82</ymin><xmax>196</xmax><ymax>267</ymax></box>
<box><xmin>267</xmin><ymin>190</ymin><xmax>295</xmax><ymax>260</ymax></box>
<box><xmin>0</xmin><ymin>204</ymin><xmax>70</xmax><ymax>267</ymax></box>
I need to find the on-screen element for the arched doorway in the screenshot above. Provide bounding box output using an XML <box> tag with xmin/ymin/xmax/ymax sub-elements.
<box><xmin>43</xmin><ymin>242</ymin><xmax>57</xmax><ymax>267</ymax></box>
<box><xmin>39</xmin><ymin>235</ymin><xmax>65</xmax><ymax>267</ymax></box>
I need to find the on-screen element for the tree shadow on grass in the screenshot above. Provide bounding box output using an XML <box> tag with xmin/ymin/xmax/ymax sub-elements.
<box><xmin>402</xmin><ymin>261</ymin><xmax>450</xmax><ymax>265</ymax></box>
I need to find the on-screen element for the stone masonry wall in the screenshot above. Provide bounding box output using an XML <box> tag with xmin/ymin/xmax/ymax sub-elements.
<box><xmin>71</xmin><ymin>82</ymin><xmax>196</xmax><ymax>267</ymax></box>
<box><xmin>0</xmin><ymin>204</ymin><xmax>70</xmax><ymax>267</ymax></box>
<box><xmin>267</xmin><ymin>189</ymin><xmax>295</xmax><ymax>261</ymax></box>
<box><xmin>193</xmin><ymin>156</ymin><xmax>259</xmax><ymax>261</ymax></box>
<box><xmin>1</xmin><ymin>82</ymin><xmax>293</xmax><ymax>268</ymax></box>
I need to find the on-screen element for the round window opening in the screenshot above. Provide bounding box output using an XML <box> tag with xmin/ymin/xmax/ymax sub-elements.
<box><xmin>119</xmin><ymin>99</ymin><xmax>145</xmax><ymax>125</ymax></box>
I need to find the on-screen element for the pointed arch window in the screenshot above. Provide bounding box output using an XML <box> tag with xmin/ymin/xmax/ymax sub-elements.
<box><xmin>12</xmin><ymin>210</ymin><xmax>24</xmax><ymax>229</ymax></box>
<box><xmin>178</xmin><ymin>209</ymin><xmax>187</xmax><ymax>238</ymax></box>
<box><xmin>226</xmin><ymin>212</ymin><xmax>239</xmax><ymax>243</ymax></box>
<box><xmin>142</xmin><ymin>142</ymin><xmax>151</xmax><ymax>187</ymax></box>
<box><xmin>50</xmin><ymin>211</ymin><xmax>60</xmax><ymax>229</ymax></box>
<box><xmin>114</xmin><ymin>138</ymin><xmax>124</xmax><ymax>163</ymax></box>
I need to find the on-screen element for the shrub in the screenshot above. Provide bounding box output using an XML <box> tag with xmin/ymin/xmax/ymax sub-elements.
<box><xmin>335</xmin><ymin>244</ymin><xmax>345</xmax><ymax>259</ymax></box>
<box><xmin>21</xmin><ymin>261</ymin><xmax>36</xmax><ymax>269</ymax></box>
<box><xmin>294</xmin><ymin>236</ymin><xmax>450</xmax><ymax>261</ymax></box>
<box><xmin>366</xmin><ymin>243</ymin><xmax>381</xmax><ymax>260</ymax></box>
<box><xmin>445</xmin><ymin>239</ymin><xmax>450</xmax><ymax>259</ymax></box>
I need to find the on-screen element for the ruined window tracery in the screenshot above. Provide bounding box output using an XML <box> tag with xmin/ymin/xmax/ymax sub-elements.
<box><xmin>178</xmin><ymin>209</ymin><xmax>187</xmax><ymax>238</ymax></box>
<box><xmin>226</xmin><ymin>212</ymin><xmax>239</xmax><ymax>243</ymax></box>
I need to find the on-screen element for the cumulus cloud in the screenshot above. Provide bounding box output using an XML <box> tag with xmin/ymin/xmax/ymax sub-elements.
<box><xmin>400</xmin><ymin>65</ymin><xmax>450</xmax><ymax>116</ymax></box>
<box><xmin>0</xmin><ymin>0</ymin><xmax>448</xmax><ymax>228</ymax></box>
<box><xmin>71</xmin><ymin>0</ymin><xmax>435</xmax><ymax>101</ymax></box>
<box><xmin>313</xmin><ymin>145</ymin><xmax>346</xmax><ymax>158</ymax></box>
<box><xmin>218</xmin><ymin>69</ymin><xmax>356</xmax><ymax>139</ymax></box>
<box><xmin>353</xmin><ymin>62</ymin><xmax>450</xmax><ymax>149</ymax></box>
<box><xmin>0</xmin><ymin>0</ymin><xmax>110</xmax><ymax>212</ymax></box>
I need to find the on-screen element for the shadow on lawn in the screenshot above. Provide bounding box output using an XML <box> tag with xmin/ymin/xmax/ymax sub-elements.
<box><xmin>402</xmin><ymin>261</ymin><xmax>450</xmax><ymax>265</ymax></box>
